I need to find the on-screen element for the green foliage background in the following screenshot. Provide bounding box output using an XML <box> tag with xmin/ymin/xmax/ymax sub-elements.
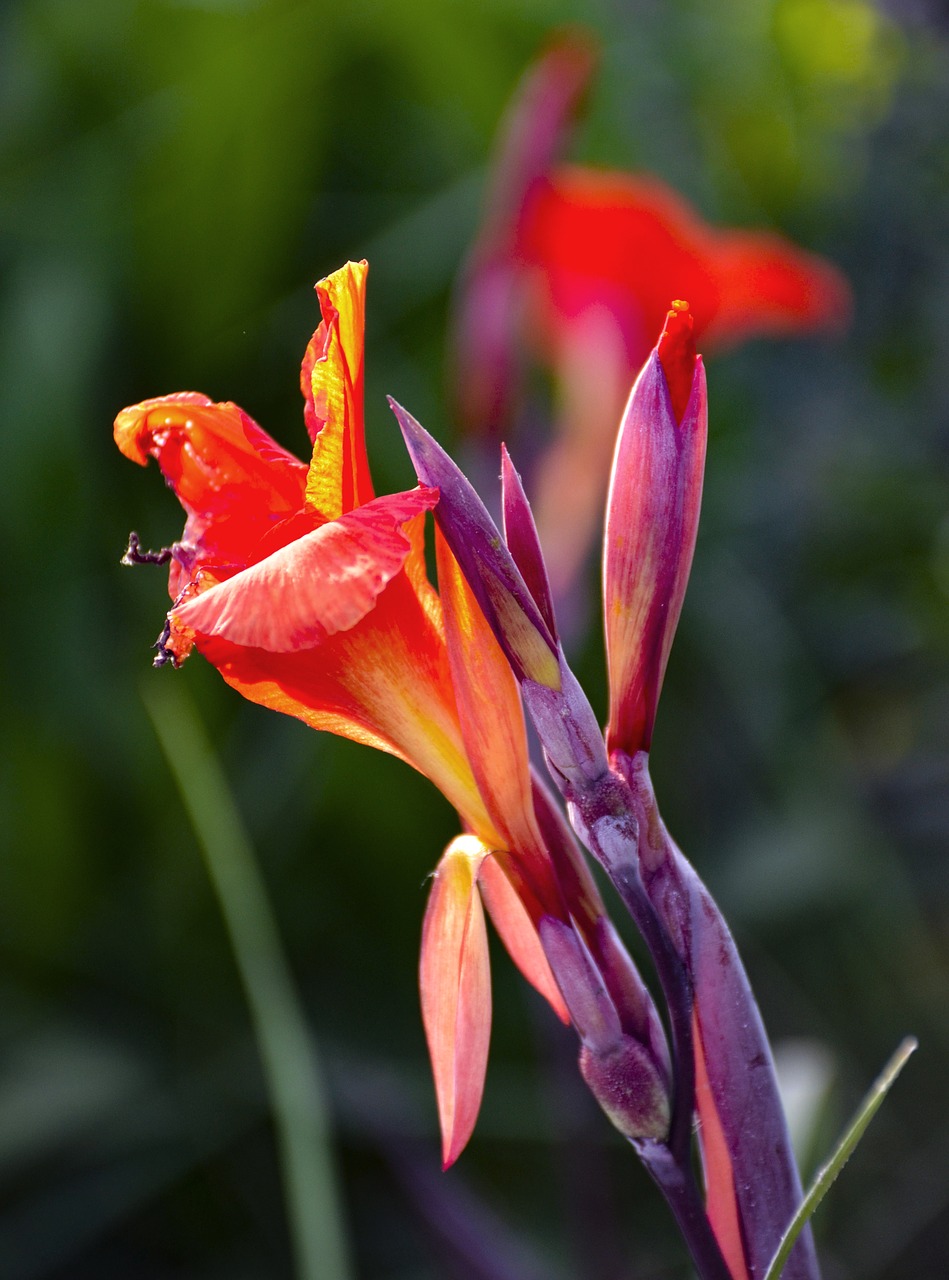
<box><xmin>2</xmin><ymin>0</ymin><xmax>948</xmax><ymax>1275</ymax></box>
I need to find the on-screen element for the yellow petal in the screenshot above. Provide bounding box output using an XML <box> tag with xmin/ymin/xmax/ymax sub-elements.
<box><xmin>303</xmin><ymin>261</ymin><xmax>374</xmax><ymax>520</ymax></box>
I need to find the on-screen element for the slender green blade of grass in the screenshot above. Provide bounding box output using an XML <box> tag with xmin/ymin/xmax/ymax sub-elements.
<box><xmin>763</xmin><ymin>1036</ymin><xmax>918</xmax><ymax>1280</ymax></box>
<box><xmin>144</xmin><ymin>681</ymin><xmax>353</xmax><ymax>1280</ymax></box>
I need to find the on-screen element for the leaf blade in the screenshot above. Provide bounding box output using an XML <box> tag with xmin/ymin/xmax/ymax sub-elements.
<box><xmin>763</xmin><ymin>1037</ymin><xmax>918</xmax><ymax>1280</ymax></box>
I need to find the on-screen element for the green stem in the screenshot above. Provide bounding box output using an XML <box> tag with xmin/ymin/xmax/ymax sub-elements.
<box><xmin>144</xmin><ymin>681</ymin><xmax>353</xmax><ymax>1280</ymax></box>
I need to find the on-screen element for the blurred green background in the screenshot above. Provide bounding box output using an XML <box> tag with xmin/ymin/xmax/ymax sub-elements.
<box><xmin>2</xmin><ymin>0</ymin><xmax>948</xmax><ymax>1276</ymax></box>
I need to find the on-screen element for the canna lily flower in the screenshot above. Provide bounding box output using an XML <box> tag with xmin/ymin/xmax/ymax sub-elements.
<box><xmin>115</xmin><ymin>263</ymin><xmax>480</xmax><ymax>830</ymax></box>
<box><xmin>453</xmin><ymin>30</ymin><xmax>851</xmax><ymax>599</ymax></box>
<box><xmin>116</xmin><ymin>260</ymin><xmax>669</xmax><ymax>1168</ymax></box>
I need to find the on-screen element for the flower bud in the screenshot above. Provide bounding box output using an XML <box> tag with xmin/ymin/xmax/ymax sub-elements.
<box><xmin>603</xmin><ymin>303</ymin><xmax>707</xmax><ymax>756</ymax></box>
<box><xmin>579</xmin><ymin>1038</ymin><xmax>670</xmax><ymax>1142</ymax></box>
<box><xmin>540</xmin><ymin>915</ymin><xmax>670</xmax><ymax>1141</ymax></box>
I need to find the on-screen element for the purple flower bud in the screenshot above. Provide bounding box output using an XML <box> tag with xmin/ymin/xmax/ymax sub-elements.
<box><xmin>540</xmin><ymin>916</ymin><xmax>670</xmax><ymax>1141</ymax></box>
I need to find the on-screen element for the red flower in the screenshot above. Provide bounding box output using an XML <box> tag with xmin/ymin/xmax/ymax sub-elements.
<box><xmin>116</xmin><ymin>260</ymin><xmax>667</xmax><ymax>1167</ymax></box>
<box><xmin>454</xmin><ymin>31</ymin><xmax>850</xmax><ymax>596</ymax></box>
<box><xmin>116</xmin><ymin>265</ymin><xmax>480</xmax><ymax>823</ymax></box>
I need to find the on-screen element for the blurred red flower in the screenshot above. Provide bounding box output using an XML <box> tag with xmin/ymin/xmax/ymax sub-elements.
<box><xmin>454</xmin><ymin>31</ymin><xmax>851</xmax><ymax>597</ymax></box>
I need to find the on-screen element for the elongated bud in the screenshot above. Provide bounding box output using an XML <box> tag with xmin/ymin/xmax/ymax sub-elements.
<box><xmin>393</xmin><ymin>398</ymin><xmax>609</xmax><ymax>792</ymax></box>
<box><xmin>539</xmin><ymin>917</ymin><xmax>670</xmax><ymax>1141</ymax></box>
<box><xmin>391</xmin><ymin>398</ymin><xmax>561</xmax><ymax>691</ymax></box>
<box><xmin>501</xmin><ymin>445</ymin><xmax>558</xmax><ymax>639</ymax></box>
<box><xmin>577</xmin><ymin>1040</ymin><xmax>670</xmax><ymax>1144</ymax></box>
<box><xmin>603</xmin><ymin>302</ymin><xmax>707</xmax><ymax>757</ymax></box>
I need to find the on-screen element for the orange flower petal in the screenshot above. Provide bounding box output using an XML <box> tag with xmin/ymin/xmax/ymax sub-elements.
<box><xmin>693</xmin><ymin>1013</ymin><xmax>751</xmax><ymax>1280</ymax></box>
<box><xmin>435</xmin><ymin>527</ymin><xmax>556</xmax><ymax>896</ymax></box>
<box><xmin>173</xmin><ymin>487</ymin><xmax>438</xmax><ymax>652</ymax></box>
<box><xmin>117</xmin><ymin>266</ymin><xmax>493</xmax><ymax>837</ymax></box>
<box><xmin>303</xmin><ymin>261</ymin><xmax>375</xmax><ymax>520</ymax></box>
<box><xmin>420</xmin><ymin>836</ymin><xmax>493</xmax><ymax>1168</ymax></box>
<box><xmin>191</xmin><ymin>570</ymin><xmax>491</xmax><ymax>836</ymax></box>
<box><xmin>477</xmin><ymin>854</ymin><xmax>569</xmax><ymax>1023</ymax></box>
<box><xmin>114</xmin><ymin>392</ymin><xmax>308</xmax><ymax>518</ymax></box>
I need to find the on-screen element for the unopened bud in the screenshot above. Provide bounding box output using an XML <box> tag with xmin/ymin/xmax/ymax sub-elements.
<box><xmin>603</xmin><ymin>303</ymin><xmax>707</xmax><ymax>757</ymax></box>
<box><xmin>540</xmin><ymin>916</ymin><xmax>671</xmax><ymax>1141</ymax></box>
<box><xmin>579</xmin><ymin>1038</ymin><xmax>671</xmax><ymax>1142</ymax></box>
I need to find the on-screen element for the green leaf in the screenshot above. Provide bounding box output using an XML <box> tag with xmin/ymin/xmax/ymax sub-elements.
<box><xmin>143</xmin><ymin>680</ymin><xmax>353</xmax><ymax>1280</ymax></box>
<box><xmin>763</xmin><ymin>1036</ymin><xmax>918</xmax><ymax>1280</ymax></box>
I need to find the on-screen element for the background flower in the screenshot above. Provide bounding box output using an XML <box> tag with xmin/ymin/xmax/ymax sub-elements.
<box><xmin>453</xmin><ymin>31</ymin><xmax>851</xmax><ymax>604</ymax></box>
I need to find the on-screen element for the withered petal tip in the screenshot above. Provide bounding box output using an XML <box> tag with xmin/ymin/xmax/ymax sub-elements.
<box><xmin>122</xmin><ymin>531</ymin><xmax>173</xmax><ymax>568</ymax></box>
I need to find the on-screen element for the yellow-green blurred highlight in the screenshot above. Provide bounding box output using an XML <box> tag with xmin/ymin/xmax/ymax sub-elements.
<box><xmin>143</xmin><ymin>681</ymin><xmax>353</xmax><ymax>1280</ymax></box>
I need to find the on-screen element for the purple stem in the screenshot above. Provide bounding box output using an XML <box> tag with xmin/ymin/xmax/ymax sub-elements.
<box><xmin>559</xmin><ymin>775</ymin><xmax>732</xmax><ymax>1280</ymax></box>
<box><xmin>617</xmin><ymin>752</ymin><xmax>818</xmax><ymax>1280</ymax></box>
<box><xmin>390</xmin><ymin>400</ymin><xmax>809</xmax><ymax>1277</ymax></box>
<box><xmin>636</xmin><ymin>1142</ymin><xmax>734</xmax><ymax>1280</ymax></box>
<box><xmin>564</xmin><ymin>772</ymin><xmax>697</xmax><ymax>1167</ymax></box>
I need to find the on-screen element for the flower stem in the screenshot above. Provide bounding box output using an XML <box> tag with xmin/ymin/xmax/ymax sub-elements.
<box><xmin>144</xmin><ymin>681</ymin><xmax>354</xmax><ymax>1280</ymax></box>
<box><xmin>573</xmin><ymin>775</ymin><xmax>697</xmax><ymax>1165</ymax></box>
<box><xmin>571</xmin><ymin>783</ymin><xmax>729</xmax><ymax>1276</ymax></box>
<box><xmin>636</xmin><ymin>1142</ymin><xmax>733</xmax><ymax>1280</ymax></box>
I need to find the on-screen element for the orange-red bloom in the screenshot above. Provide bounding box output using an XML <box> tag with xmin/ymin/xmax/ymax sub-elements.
<box><xmin>454</xmin><ymin>31</ymin><xmax>851</xmax><ymax>597</ymax></box>
<box><xmin>116</xmin><ymin>260</ymin><xmax>665</xmax><ymax>1168</ymax></box>
<box><xmin>116</xmin><ymin>265</ymin><xmax>482</xmax><ymax>829</ymax></box>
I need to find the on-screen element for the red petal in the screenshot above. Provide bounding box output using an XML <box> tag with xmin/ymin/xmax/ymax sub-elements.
<box><xmin>517</xmin><ymin>170</ymin><xmax>716</xmax><ymax>359</ymax></box>
<box><xmin>703</xmin><ymin>231</ymin><xmax>852</xmax><ymax>347</ymax></box>
<box><xmin>420</xmin><ymin>837</ymin><xmax>492</xmax><ymax>1168</ymax></box>
<box><xmin>113</xmin><ymin>393</ymin><xmax>308</xmax><ymax>597</ymax></box>
<box><xmin>657</xmin><ymin>301</ymin><xmax>697</xmax><ymax>426</ymax></box>
<box><xmin>518</xmin><ymin>167</ymin><xmax>850</xmax><ymax>357</ymax></box>
<box><xmin>174</xmin><ymin>487</ymin><xmax>438</xmax><ymax>652</ymax></box>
